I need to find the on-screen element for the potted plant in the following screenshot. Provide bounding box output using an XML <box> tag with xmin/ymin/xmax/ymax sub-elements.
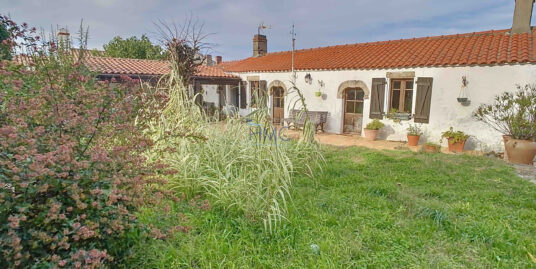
<box><xmin>473</xmin><ymin>84</ymin><xmax>536</xmax><ymax>164</ymax></box>
<box><xmin>423</xmin><ymin>142</ymin><xmax>441</xmax><ymax>153</ymax></box>
<box><xmin>441</xmin><ymin>127</ymin><xmax>470</xmax><ymax>153</ymax></box>
<box><xmin>406</xmin><ymin>124</ymin><xmax>423</xmax><ymax>146</ymax></box>
<box><xmin>364</xmin><ymin>119</ymin><xmax>384</xmax><ymax>141</ymax></box>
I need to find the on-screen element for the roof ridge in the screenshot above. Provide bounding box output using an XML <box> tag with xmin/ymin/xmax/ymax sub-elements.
<box><xmin>235</xmin><ymin>28</ymin><xmax>512</xmax><ymax>61</ymax></box>
<box><xmin>88</xmin><ymin>55</ymin><xmax>168</xmax><ymax>63</ymax></box>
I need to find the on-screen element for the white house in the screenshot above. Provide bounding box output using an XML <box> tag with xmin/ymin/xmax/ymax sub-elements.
<box><xmin>220</xmin><ymin>0</ymin><xmax>536</xmax><ymax>152</ymax></box>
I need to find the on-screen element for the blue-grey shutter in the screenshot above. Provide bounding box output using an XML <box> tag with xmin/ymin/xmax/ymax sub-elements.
<box><xmin>369</xmin><ymin>78</ymin><xmax>386</xmax><ymax>119</ymax></box>
<box><xmin>414</xmin><ymin>77</ymin><xmax>433</xmax><ymax>123</ymax></box>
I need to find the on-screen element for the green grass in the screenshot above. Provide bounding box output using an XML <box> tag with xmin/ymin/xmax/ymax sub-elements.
<box><xmin>127</xmin><ymin>146</ymin><xmax>536</xmax><ymax>268</ymax></box>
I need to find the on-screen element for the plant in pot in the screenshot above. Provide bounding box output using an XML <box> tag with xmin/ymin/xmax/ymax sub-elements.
<box><xmin>473</xmin><ymin>84</ymin><xmax>536</xmax><ymax>164</ymax></box>
<box><xmin>423</xmin><ymin>142</ymin><xmax>441</xmax><ymax>153</ymax></box>
<box><xmin>441</xmin><ymin>127</ymin><xmax>470</xmax><ymax>153</ymax></box>
<box><xmin>406</xmin><ymin>124</ymin><xmax>423</xmax><ymax>146</ymax></box>
<box><xmin>364</xmin><ymin>119</ymin><xmax>384</xmax><ymax>141</ymax></box>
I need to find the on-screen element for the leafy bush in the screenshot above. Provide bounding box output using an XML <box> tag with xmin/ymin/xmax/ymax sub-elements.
<box><xmin>365</xmin><ymin>119</ymin><xmax>384</xmax><ymax>130</ymax></box>
<box><xmin>441</xmin><ymin>127</ymin><xmax>469</xmax><ymax>144</ymax></box>
<box><xmin>406</xmin><ymin>124</ymin><xmax>423</xmax><ymax>136</ymax></box>
<box><xmin>0</xmin><ymin>17</ymin><xmax>168</xmax><ymax>268</ymax></box>
<box><xmin>473</xmin><ymin>84</ymin><xmax>536</xmax><ymax>141</ymax></box>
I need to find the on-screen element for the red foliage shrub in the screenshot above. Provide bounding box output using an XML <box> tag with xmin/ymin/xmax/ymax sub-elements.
<box><xmin>0</xmin><ymin>16</ymin><xmax>170</xmax><ymax>268</ymax></box>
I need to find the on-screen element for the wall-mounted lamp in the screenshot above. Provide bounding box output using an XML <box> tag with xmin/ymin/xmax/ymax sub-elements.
<box><xmin>305</xmin><ymin>73</ymin><xmax>312</xmax><ymax>84</ymax></box>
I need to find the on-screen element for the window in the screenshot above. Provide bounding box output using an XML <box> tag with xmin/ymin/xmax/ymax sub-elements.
<box><xmin>390</xmin><ymin>79</ymin><xmax>414</xmax><ymax>113</ymax></box>
<box><xmin>345</xmin><ymin>88</ymin><xmax>364</xmax><ymax>114</ymax></box>
<box><xmin>250</xmin><ymin>81</ymin><xmax>267</xmax><ymax>107</ymax></box>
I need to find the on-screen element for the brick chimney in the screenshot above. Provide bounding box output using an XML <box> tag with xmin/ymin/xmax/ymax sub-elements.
<box><xmin>57</xmin><ymin>28</ymin><xmax>70</xmax><ymax>49</ymax></box>
<box><xmin>253</xmin><ymin>34</ymin><xmax>267</xmax><ymax>57</ymax></box>
<box><xmin>511</xmin><ymin>0</ymin><xmax>535</xmax><ymax>34</ymax></box>
<box><xmin>215</xmin><ymin>56</ymin><xmax>222</xmax><ymax>65</ymax></box>
<box><xmin>206</xmin><ymin>55</ymin><xmax>213</xmax><ymax>66</ymax></box>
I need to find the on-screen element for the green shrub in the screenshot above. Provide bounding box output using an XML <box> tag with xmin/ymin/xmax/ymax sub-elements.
<box><xmin>365</xmin><ymin>119</ymin><xmax>384</xmax><ymax>130</ymax></box>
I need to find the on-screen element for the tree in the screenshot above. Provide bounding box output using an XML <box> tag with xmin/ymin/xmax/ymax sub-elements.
<box><xmin>155</xmin><ymin>17</ymin><xmax>211</xmax><ymax>86</ymax></box>
<box><xmin>102</xmin><ymin>34</ymin><xmax>166</xmax><ymax>60</ymax></box>
<box><xmin>0</xmin><ymin>21</ymin><xmax>12</xmax><ymax>60</ymax></box>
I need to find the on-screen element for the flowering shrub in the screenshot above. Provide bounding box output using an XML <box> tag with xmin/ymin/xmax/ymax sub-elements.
<box><xmin>0</xmin><ymin>17</ymin><xmax>170</xmax><ymax>268</ymax></box>
<box><xmin>473</xmin><ymin>84</ymin><xmax>536</xmax><ymax>140</ymax></box>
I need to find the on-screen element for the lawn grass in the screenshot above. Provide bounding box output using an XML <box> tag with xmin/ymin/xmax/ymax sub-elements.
<box><xmin>126</xmin><ymin>146</ymin><xmax>536</xmax><ymax>268</ymax></box>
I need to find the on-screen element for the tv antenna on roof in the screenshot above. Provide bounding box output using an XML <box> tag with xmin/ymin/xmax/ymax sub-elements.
<box><xmin>290</xmin><ymin>23</ymin><xmax>297</xmax><ymax>82</ymax></box>
<box><xmin>258</xmin><ymin>22</ymin><xmax>271</xmax><ymax>35</ymax></box>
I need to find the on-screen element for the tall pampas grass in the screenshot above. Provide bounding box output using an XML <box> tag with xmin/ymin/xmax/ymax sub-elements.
<box><xmin>145</xmin><ymin>64</ymin><xmax>323</xmax><ymax>233</ymax></box>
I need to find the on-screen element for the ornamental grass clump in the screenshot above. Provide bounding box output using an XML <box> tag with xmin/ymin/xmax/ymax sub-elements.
<box><xmin>146</xmin><ymin>48</ymin><xmax>323</xmax><ymax>233</ymax></box>
<box><xmin>0</xmin><ymin>17</ymin><xmax>171</xmax><ymax>268</ymax></box>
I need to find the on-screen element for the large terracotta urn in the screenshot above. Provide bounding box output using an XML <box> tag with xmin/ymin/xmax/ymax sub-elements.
<box><xmin>502</xmin><ymin>135</ymin><xmax>513</xmax><ymax>161</ymax></box>
<box><xmin>364</xmin><ymin>129</ymin><xmax>379</xmax><ymax>141</ymax></box>
<box><xmin>505</xmin><ymin>139</ymin><xmax>536</xmax><ymax>165</ymax></box>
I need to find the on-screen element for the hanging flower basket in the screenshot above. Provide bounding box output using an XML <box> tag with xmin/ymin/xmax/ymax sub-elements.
<box><xmin>315</xmin><ymin>91</ymin><xmax>322</xmax><ymax>97</ymax></box>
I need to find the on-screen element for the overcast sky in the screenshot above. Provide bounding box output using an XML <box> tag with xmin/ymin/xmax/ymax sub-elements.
<box><xmin>2</xmin><ymin>0</ymin><xmax>531</xmax><ymax>60</ymax></box>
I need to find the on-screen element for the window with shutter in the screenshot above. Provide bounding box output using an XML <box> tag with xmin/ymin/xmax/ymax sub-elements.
<box><xmin>369</xmin><ymin>78</ymin><xmax>386</xmax><ymax>119</ymax></box>
<box><xmin>414</xmin><ymin>77</ymin><xmax>433</xmax><ymax>123</ymax></box>
<box><xmin>240</xmin><ymin>81</ymin><xmax>247</xmax><ymax>109</ymax></box>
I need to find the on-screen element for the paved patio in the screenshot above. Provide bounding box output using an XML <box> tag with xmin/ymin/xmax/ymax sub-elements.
<box><xmin>286</xmin><ymin>129</ymin><xmax>475</xmax><ymax>154</ymax></box>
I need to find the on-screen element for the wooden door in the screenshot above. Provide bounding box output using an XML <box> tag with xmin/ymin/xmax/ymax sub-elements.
<box><xmin>343</xmin><ymin>88</ymin><xmax>365</xmax><ymax>133</ymax></box>
<box><xmin>272</xmin><ymin>86</ymin><xmax>285</xmax><ymax>125</ymax></box>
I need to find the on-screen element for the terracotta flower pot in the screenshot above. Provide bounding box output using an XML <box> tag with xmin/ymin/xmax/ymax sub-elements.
<box><xmin>505</xmin><ymin>138</ymin><xmax>536</xmax><ymax>165</ymax></box>
<box><xmin>447</xmin><ymin>138</ymin><xmax>466</xmax><ymax>153</ymax></box>
<box><xmin>407</xmin><ymin>135</ymin><xmax>420</xmax><ymax>147</ymax></box>
<box><xmin>364</xmin><ymin>129</ymin><xmax>379</xmax><ymax>141</ymax></box>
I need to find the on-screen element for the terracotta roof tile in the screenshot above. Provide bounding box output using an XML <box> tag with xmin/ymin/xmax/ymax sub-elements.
<box><xmin>84</xmin><ymin>56</ymin><xmax>238</xmax><ymax>79</ymax></box>
<box><xmin>223</xmin><ymin>29</ymin><xmax>536</xmax><ymax>72</ymax></box>
<box><xmin>15</xmin><ymin>54</ymin><xmax>238</xmax><ymax>79</ymax></box>
<box><xmin>85</xmin><ymin>57</ymin><xmax>170</xmax><ymax>76</ymax></box>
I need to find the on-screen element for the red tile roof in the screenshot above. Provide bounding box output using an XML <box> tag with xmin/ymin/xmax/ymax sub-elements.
<box><xmin>85</xmin><ymin>57</ymin><xmax>238</xmax><ymax>79</ymax></box>
<box><xmin>85</xmin><ymin>57</ymin><xmax>170</xmax><ymax>76</ymax></box>
<box><xmin>223</xmin><ymin>29</ymin><xmax>536</xmax><ymax>72</ymax></box>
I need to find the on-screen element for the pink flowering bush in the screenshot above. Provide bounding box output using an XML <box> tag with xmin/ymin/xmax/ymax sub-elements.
<box><xmin>0</xmin><ymin>16</ymin><xmax>171</xmax><ymax>268</ymax></box>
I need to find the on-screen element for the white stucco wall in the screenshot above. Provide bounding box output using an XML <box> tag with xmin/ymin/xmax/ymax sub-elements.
<box><xmin>202</xmin><ymin>85</ymin><xmax>219</xmax><ymax>107</ymax></box>
<box><xmin>225</xmin><ymin>64</ymin><xmax>536</xmax><ymax>152</ymax></box>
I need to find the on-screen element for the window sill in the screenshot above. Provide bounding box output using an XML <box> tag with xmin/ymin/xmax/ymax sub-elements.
<box><xmin>387</xmin><ymin>112</ymin><xmax>412</xmax><ymax>121</ymax></box>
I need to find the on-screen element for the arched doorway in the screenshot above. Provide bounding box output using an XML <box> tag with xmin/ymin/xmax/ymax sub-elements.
<box><xmin>343</xmin><ymin>88</ymin><xmax>365</xmax><ymax>133</ymax></box>
<box><xmin>272</xmin><ymin>86</ymin><xmax>285</xmax><ymax>125</ymax></box>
